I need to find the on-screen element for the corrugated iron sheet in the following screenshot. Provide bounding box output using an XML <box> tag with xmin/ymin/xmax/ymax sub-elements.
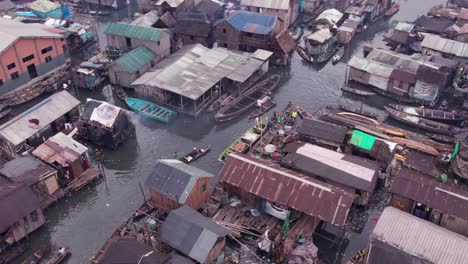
<box><xmin>240</xmin><ymin>0</ymin><xmax>289</xmax><ymax>10</ymax></box>
<box><xmin>316</xmin><ymin>8</ymin><xmax>343</xmax><ymax>26</ymax></box>
<box><xmin>104</xmin><ymin>22</ymin><xmax>163</xmax><ymax>41</ymax></box>
<box><xmin>0</xmin><ymin>91</ymin><xmax>80</xmax><ymax>147</ymax></box>
<box><xmin>115</xmin><ymin>45</ymin><xmax>156</xmax><ymax>73</ymax></box>
<box><xmin>422</xmin><ymin>34</ymin><xmax>468</xmax><ymax>58</ymax></box>
<box><xmin>32</xmin><ymin>132</ymin><xmax>87</xmax><ymax>166</ymax></box>
<box><xmin>155</xmin><ymin>0</ymin><xmax>184</xmax><ymax>8</ymax></box>
<box><xmin>394</xmin><ymin>21</ymin><xmax>414</xmax><ymax>32</ymax></box>
<box><xmin>370</xmin><ymin>207</ymin><xmax>468</xmax><ymax>264</ymax></box>
<box><xmin>219</xmin><ymin>153</ymin><xmax>356</xmax><ymax>227</ymax></box>
<box><xmin>390</xmin><ymin>167</ymin><xmax>468</xmax><ymax>221</ymax></box>
<box><xmin>226</xmin><ymin>11</ymin><xmax>277</xmax><ymax>35</ymax></box>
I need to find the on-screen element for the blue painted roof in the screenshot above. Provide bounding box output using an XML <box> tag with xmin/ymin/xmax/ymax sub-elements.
<box><xmin>226</xmin><ymin>11</ymin><xmax>277</xmax><ymax>35</ymax></box>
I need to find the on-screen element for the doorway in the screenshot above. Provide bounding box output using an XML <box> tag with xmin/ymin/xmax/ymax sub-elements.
<box><xmin>27</xmin><ymin>64</ymin><xmax>38</xmax><ymax>79</ymax></box>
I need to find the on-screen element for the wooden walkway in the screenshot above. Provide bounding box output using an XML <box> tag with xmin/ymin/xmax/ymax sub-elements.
<box><xmin>65</xmin><ymin>166</ymin><xmax>102</xmax><ymax>192</ymax></box>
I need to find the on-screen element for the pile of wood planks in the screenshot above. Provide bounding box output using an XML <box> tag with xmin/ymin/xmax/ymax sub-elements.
<box><xmin>212</xmin><ymin>207</ymin><xmax>279</xmax><ymax>237</ymax></box>
<box><xmin>286</xmin><ymin>215</ymin><xmax>320</xmax><ymax>240</ymax></box>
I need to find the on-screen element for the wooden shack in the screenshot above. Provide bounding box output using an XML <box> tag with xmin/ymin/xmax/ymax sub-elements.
<box><xmin>33</xmin><ymin>132</ymin><xmax>90</xmax><ymax>184</ymax></box>
<box><xmin>160</xmin><ymin>205</ymin><xmax>230</xmax><ymax>264</ymax></box>
<box><xmin>175</xmin><ymin>12</ymin><xmax>213</xmax><ymax>47</ymax></box>
<box><xmin>337</xmin><ymin>19</ymin><xmax>358</xmax><ymax>45</ymax></box>
<box><xmin>390</xmin><ymin>21</ymin><xmax>414</xmax><ymax>45</ymax></box>
<box><xmin>0</xmin><ymin>181</ymin><xmax>46</xmax><ymax>244</ymax></box>
<box><xmin>0</xmin><ymin>156</ymin><xmax>58</xmax><ymax>209</ymax></box>
<box><xmin>144</xmin><ymin>159</ymin><xmax>213</xmax><ymax>212</ymax></box>
<box><xmin>79</xmin><ymin>99</ymin><xmax>135</xmax><ymax>149</ymax></box>
<box><xmin>297</xmin><ymin>118</ymin><xmax>348</xmax><ymax>148</ymax></box>
<box><xmin>305</xmin><ymin>28</ymin><xmax>333</xmax><ymax>55</ymax></box>
<box><xmin>108</xmin><ymin>46</ymin><xmax>157</xmax><ymax>88</ymax></box>
<box><xmin>0</xmin><ymin>91</ymin><xmax>80</xmax><ymax>158</ymax></box>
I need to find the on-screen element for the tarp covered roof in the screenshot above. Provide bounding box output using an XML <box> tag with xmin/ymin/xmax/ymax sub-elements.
<box><xmin>28</xmin><ymin>0</ymin><xmax>60</xmax><ymax>13</ymax></box>
<box><xmin>370</xmin><ymin>207</ymin><xmax>468</xmax><ymax>264</ymax></box>
<box><xmin>0</xmin><ymin>91</ymin><xmax>80</xmax><ymax>147</ymax></box>
<box><xmin>144</xmin><ymin>159</ymin><xmax>213</xmax><ymax>204</ymax></box>
<box><xmin>104</xmin><ymin>22</ymin><xmax>165</xmax><ymax>41</ymax></box>
<box><xmin>81</xmin><ymin>99</ymin><xmax>125</xmax><ymax>129</ymax></box>
<box><xmin>160</xmin><ymin>205</ymin><xmax>230</xmax><ymax>263</ymax></box>
<box><xmin>114</xmin><ymin>45</ymin><xmax>156</xmax><ymax>73</ymax></box>
<box><xmin>219</xmin><ymin>153</ymin><xmax>356</xmax><ymax>227</ymax></box>
<box><xmin>132</xmin><ymin>44</ymin><xmax>271</xmax><ymax>100</ymax></box>
<box><xmin>226</xmin><ymin>11</ymin><xmax>277</xmax><ymax>35</ymax></box>
<box><xmin>240</xmin><ymin>0</ymin><xmax>289</xmax><ymax>10</ymax></box>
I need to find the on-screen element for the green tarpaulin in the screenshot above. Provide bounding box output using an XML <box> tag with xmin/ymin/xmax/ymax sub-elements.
<box><xmin>451</xmin><ymin>142</ymin><xmax>460</xmax><ymax>161</ymax></box>
<box><xmin>350</xmin><ymin>130</ymin><xmax>376</xmax><ymax>151</ymax></box>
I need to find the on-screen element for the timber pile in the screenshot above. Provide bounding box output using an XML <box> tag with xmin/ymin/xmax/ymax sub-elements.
<box><xmin>212</xmin><ymin>207</ymin><xmax>279</xmax><ymax>237</ymax></box>
<box><xmin>206</xmin><ymin>184</ymin><xmax>225</xmax><ymax>217</ymax></box>
<box><xmin>286</xmin><ymin>215</ymin><xmax>320</xmax><ymax>240</ymax></box>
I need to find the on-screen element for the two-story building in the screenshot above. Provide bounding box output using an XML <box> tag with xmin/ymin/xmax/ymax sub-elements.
<box><xmin>240</xmin><ymin>0</ymin><xmax>299</xmax><ymax>30</ymax></box>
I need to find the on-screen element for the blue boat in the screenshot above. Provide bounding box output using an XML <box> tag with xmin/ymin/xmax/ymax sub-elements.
<box><xmin>125</xmin><ymin>97</ymin><xmax>176</xmax><ymax>123</ymax></box>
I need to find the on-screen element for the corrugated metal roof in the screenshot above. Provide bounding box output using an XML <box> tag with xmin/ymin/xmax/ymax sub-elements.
<box><xmin>160</xmin><ymin>206</ymin><xmax>230</xmax><ymax>263</ymax></box>
<box><xmin>306</xmin><ymin>28</ymin><xmax>332</xmax><ymax>43</ymax></box>
<box><xmin>115</xmin><ymin>46</ymin><xmax>156</xmax><ymax>73</ymax></box>
<box><xmin>132</xmin><ymin>44</ymin><xmax>271</xmax><ymax>100</ymax></box>
<box><xmin>240</xmin><ymin>0</ymin><xmax>289</xmax><ymax>10</ymax></box>
<box><xmin>29</xmin><ymin>0</ymin><xmax>60</xmax><ymax>13</ymax></box>
<box><xmin>298</xmin><ymin>118</ymin><xmax>347</xmax><ymax>143</ymax></box>
<box><xmin>104</xmin><ymin>22</ymin><xmax>163</xmax><ymax>41</ymax></box>
<box><xmin>390</xmin><ymin>167</ymin><xmax>468</xmax><ymax>221</ymax></box>
<box><xmin>394</xmin><ymin>21</ymin><xmax>414</xmax><ymax>32</ymax></box>
<box><xmin>155</xmin><ymin>0</ymin><xmax>184</xmax><ymax>8</ymax></box>
<box><xmin>32</xmin><ymin>132</ymin><xmax>87</xmax><ymax>166</ymax></box>
<box><xmin>371</xmin><ymin>207</ymin><xmax>468</xmax><ymax>264</ymax></box>
<box><xmin>0</xmin><ymin>156</ymin><xmax>54</xmax><ymax>182</ymax></box>
<box><xmin>0</xmin><ymin>17</ymin><xmax>63</xmax><ymax>53</ymax></box>
<box><xmin>458</xmin><ymin>8</ymin><xmax>468</xmax><ymax>20</ymax></box>
<box><xmin>0</xmin><ymin>91</ymin><xmax>80</xmax><ymax>147</ymax></box>
<box><xmin>347</xmin><ymin>56</ymin><xmax>393</xmax><ymax>78</ymax></box>
<box><xmin>219</xmin><ymin>153</ymin><xmax>356</xmax><ymax>227</ymax></box>
<box><xmin>316</xmin><ymin>8</ymin><xmax>343</xmax><ymax>26</ymax></box>
<box><xmin>226</xmin><ymin>11</ymin><xmax>277</xmax><ymax>35</ymax></box>
<box><xmin>421</xmin><ymin>34</ymin><xmax>468</xmax><ymax>58</ymax></box>
<box><xmin>130</xmin><ymin>10</ymin><xmax>159</xmax><ymax>27</ymax></box>
<box><xmin>144</xmin><ymin>159</ymin><xmax>213</xmax><ymax>204</ymax></box>
<box><xmin>252</xmin><ymin>49</ymin><xmax>274</xmax><ymax>61</ymax></box>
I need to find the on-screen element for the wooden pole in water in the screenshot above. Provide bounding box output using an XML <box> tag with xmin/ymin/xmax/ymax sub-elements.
<box><xmin>139</xmin><ymin>181</ymin><xmax>147</xmax><ymax>202</ymax></box>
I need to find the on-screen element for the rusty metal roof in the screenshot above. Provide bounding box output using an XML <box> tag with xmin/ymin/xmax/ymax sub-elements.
<box><xmin>390</xmin><ymin>167</ymin><xmax>468</xmax><ymax>221</ymax></box>
<box><xmin>32</xmin><ymin>132</ymin><xmax>87</xmax><ymax>167</ymax></box>
<box><xmin>219</xmin><ymin>153</ymin><xmax>356</xmax><ymax>227</ymax></box>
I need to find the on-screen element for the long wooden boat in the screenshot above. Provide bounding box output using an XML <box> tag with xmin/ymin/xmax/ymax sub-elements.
<box><xmin>248</xmin><ymin>99</ymin><xmax>276</xmax><ymax>119</ymax></box>
<box><xmin>207</xmin><ymin>94</ymin><xmax>233</xmax><ymax>112</ymax></box>
<box><xmin>390</xmin><ymin>137</ymin><xmax>440</xmax><ymax>156</ymax></box>
<box><xmin>215</xmin><ymin>75</ymin><xmax>281</xmax><ymax>122</ymax></box>
<box><xmin>179</xmin><ymin>145</ymin><xmax>211</xmax><ymax>164</ymax></box>
<box><xmin>21</xmin><ymin>246</ymin><xmax>48</xmax><ymax>264</ymax></box>
<box><xmin>426</xmin><ymin>133</ymin><xmax>454</xmax><ymax>144</ymax></box>
<box><xmin>341</xmin><ymin>86</ymin><xmax>376</xmax><ymax>96</ymax></box>
<box><xmin>218</xmin><ymin>126</ymin><xmax>264</xmax><ymax>162</ymax></box>
<box><xmin>384</xmin><ymin>3</ymin><xmax>400</xmax><ymax>17</ymax></box>
<box><xmin>388</xmin><ymin>104</ymin><xmax>467</xmax><ymax>122</ymax></box>
<box><xmin>338</xmin><ymin>105</ymin><xmax>378</xmax><ymax>119</ymax></box>
<box><xmin>126</xmin><ymin>97</ymin><xmax>176</xmax><ymax>123</ymax></box>
<box><xmin>336</xmin><ymin>112</ymin><xmax>381</xmax><ymax>127</ymax></box>
<box><xmin>384</xmin><ymin>106</ymin><xmax>463</xmax><ymax>135</ymax></box>
<box><xmin>0</xmin><ymin>243</ymin><xmax>27</xmax><ymax>264</ymax></box>
<box><xmin>297</xmin><ymin>106</ymin><xmax>314</xmax><ymax>119</ymax></box>
<box><xmin>113</xmin><ymin>86</ymin><xmax>127</xmax><ymax>100</ymax></box>
<box><xmin>44</xmin><ymin>248</ymin><xmax>71</xmax><ymax>264</ymax></box>
<box><xmin>405</xmin><ymin>133</ymin><xmax>454</xmax><ymax>153</ymax></box>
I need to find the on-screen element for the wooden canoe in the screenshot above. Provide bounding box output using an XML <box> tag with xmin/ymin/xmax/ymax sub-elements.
<box><xmin>126</xmin><ymin>97</ymin><xmax>176</xmax><ymax>123</ymax></box>
<box><xmin>207</xmin><ymin>94</ymin><xmax>233</xmax><ymax>112</ymax></box>
<box><xmin>338</xmin><ymin>105</ymin><xmax>378</xmax><ymax>119</ymax></box>
<box><xmin>390</xmin><ymin>137</ymin><xmax>440</xmax><ymax>156</ymax></box>
<box><xmin>179</xmin><ymin>145</ymin><xmax>211</xmax><ymax>164</ymax></box>
<box><xmin>426</xmin><ymin>133</ymin><xmax>454</xmax><ymax>144</ymax></box>
<box><xmin>248</xmin><ymin>99</ymin><xmax>276</xmax><ymax>119</ymax></box>
<box><xmin>21</xmin><ymin>246</ymin><xmax>48</xmax><ymax>264</ymax></box>
<box><xmin>341</xmin><ymin>86</ymin><xmax>376</xmax><ymax>96</ymax></box>
<box><xmin>384</xmin><ymin>3</ymin><xmax>400</xmax><ymax>17</ymax></box>
<box><xmin>384</xmin><ymin>106</ymin><xmax>463</xmax><ymax>135</ymax></box>
<box><xmin>297</xmin><ymin>106</ymin><xmax>314</xmax><ymax>119</ymax></box>
<box><xmin>215</xmin><ymin>75</ymin><xmax>281</xmax><ymax>122</ymax></box>
<box><xmin>113</xmin><ymin>86</ymin><xmax>127</xmax><ymax>100</ymax></box>
<box><xmin>388</xmin><ymin>104</ymin><xmax>467</xmax><ymax>122</ymax></box>
<box><xmin>336</xmin><ymin>112</ymin><xmax>381</xmax><ymax>127</ymax></box>
<box><xmin>44</xmin><ymin>248</ymin><xmax>71</xmax><ymax>264</ymax></box>
<box><xmin>297</xmin><ymin>46</ymin><xmax>313</xmax><ymax>63</ymax></box>
<box><xmin>0</xmin><ymin>243</ymin><xmax>27</xmax><ymax>264</ymax></box>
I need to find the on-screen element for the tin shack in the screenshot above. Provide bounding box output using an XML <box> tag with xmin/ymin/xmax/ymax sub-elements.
<box><xmin>144</xmin><ymin>159</ymin><xmax>213</xmax><ymax>212</ymax></box>
<box><xmin>366</xmin><ymin>207</ymin><xmax>468</xmax><ymax>264</ymax></box>
<box><xmin>79</xmin><ymin>99</ymin><xmax>135</xmax><ymax>149</ymax></box>
<box><xmin>132</xmin><ymin>44</ymin><xmax>272</xmax><ymax>116</ymax></box>
<box><xmin>282</xmin><ymin>142</ymin><xmax>379</xmax><ymax>205</ymax></box>
<box><xmin>160</xmin><ymin>205</ymin><xmax>230</xmax><ymax>264</ymax></box>
<box><xmin>0</xmin><ymin>91</ymin><xmax>80</xmax><ymax>158</ymax></box>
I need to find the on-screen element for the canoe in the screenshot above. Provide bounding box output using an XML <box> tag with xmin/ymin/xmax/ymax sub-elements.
<box><xmin>384</xmin><ymin>106</ymin><xmax>463</xmax><ymax>135</ymax></box>
<box><xmin>297</xmin><ymin>46</ymin><xmax>313</xmax><ymax>63</ymax></box>
<box><xmin>44</xmin><ymin>248</ymin><xmax>71</xmax><ymax>264</ymax></box>
<box><xmin>21</xmin><ymin>246</ymin><xmax>48</xmax><ymax>264</ymax></box>
<box><xmin>341</xmin><ymin>86</ymin><xmax>376</xmax><ymax>96</ymax></box>
<box><xmin>405</xmin><ymin>133</ymin><xmax>454</xmax><ymax>153</ymax></box>
<box><xmin>113</xmin><ymin>86</ymin><xmax>127</xmax><ymax>100</ymax></box>
<box><xmin>248</xmin><ymin>99</ymin><xmax>276</xmax><ymax>119</ymax></box>
<box><xmin>388</xmin><ymin>104</ymin><xmax>467</xmax><ymax>122</ymax></box>
<box><xmin>297</xmin><ymin>106</ymin><xmax>314</xmax><ymax>119</ymax></box>
<box><xmin>390</xmin><ymin>137</ymin><xmax>440</xmax><ymax>156</ymax></box>
<box><xmin>0</xmin><ymin>243</ymin><xmax>27</xmax><ymax>264</ymax></box>
<box><xmin>126</xmin><ymin>97</ymin><xmax>176</xmax><ymax>123</ymax></box>
<box><xmin>426</xmin><ymin>133</ymin><xmax>454</xmax><ymax>144</ymax></box>
<box><xmin>338</xmin><ymin>105</ymin><xmax>378</xmax><ymax>119</ymax></box>
<box><xmin>179</xmin><ymin>145</ymin><xmax>211</xmax><ymax>164</ymax></box>
<box><xmin>207</xmin><ymin>94</ymin><xmax>234</xmax><ymax>113</ymax></box>
<box><xmin>384</xmin><ymin>3</ymin><xmax>400</xmax><ymax>17</ymax></box>
<box><xmin>336</xmin><ymin>112</ymin><xmax>381</xmax><ymax>127</ymax></box>
<box><xmin>215</xmin><ymin>75</ymin><xmax>281</xmax><ymax>122</ymax></box>
<box><xmin>218</xmin><ymin>126</ymin><xmax>264</xmax><ymax>162</ymax></box>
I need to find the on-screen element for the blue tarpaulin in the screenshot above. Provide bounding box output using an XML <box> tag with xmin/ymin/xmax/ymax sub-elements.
<box><xmin>16</xmin><ymin>11</ymin><xmax>38</xmax><ymax>17</ymax></box>
<box><xmin>226</xmin><ymin>11</ymin><xmax>277</xmax><ymax>35</ymax></box>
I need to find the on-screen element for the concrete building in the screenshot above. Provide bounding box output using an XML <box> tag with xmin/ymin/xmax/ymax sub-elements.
<box><xmin>0</xmin><ymin>18</ymin><xmax>67</xmax><ymax>97</ymax></box>
<box><xmin>104</xmin><ymin>23</ymin><xmax>171</xmax><ymax>62</ymax></box>
<box><xmin>108</xmin><ymin>46</ymin><xmax>157</xmax><ymax>88</ymax></box>
<box><xmin>240</xmin><ymin>0</ymin><xmax>299</xmax><ymax>30</ymax></box>
<box><xmin>132</xmin><ymin>44</ymin><xmax>272</xmax><ymax>116</ymax></box>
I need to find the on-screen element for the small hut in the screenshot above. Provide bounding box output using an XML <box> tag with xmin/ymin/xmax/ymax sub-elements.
<box><xmin>79</xmin><ymin>99</ymin><xmax>135</xmax><ymax>149</ymax></box>
<box><xmin>144</xmin><ymin>159</ymin><xmax>213</xmax><ymax>212</ymax></box>
<box><xmin>160</xmin><ymin>205</ymin><xmax>230</xmax><ymax>264</ymax></box>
